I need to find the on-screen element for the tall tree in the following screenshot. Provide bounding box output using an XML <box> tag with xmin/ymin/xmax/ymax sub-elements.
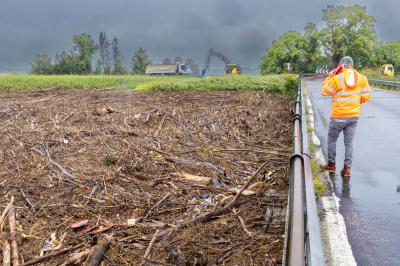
<box><xmin>112</xmin><ymin>37</ymin><xmax>128</xmax><ymax>74</ymax></box>
<box><xmin>99</xmin><ymin>32</ymin><xmax>111</xmax><ymax>74</ymax></box>
<box><xmin>31</xmin><ymin>33</ymin><xmax>98</xmax><ymax>75</ymax></box>
<box><xmin>380</xmin><ymin>42</ymin><xmax>400</xmax><ymax>70</ymax></box>
<box><xmin>321</xmin><ymin>5</ymin><xmax>378</xmax><ymax>68</ymax></box>
<box><xmin>302</xmin><ymin>23</ymin><xmax>329</xmax><ymax>72</ymax></box>
<box><xmin>53</xmin><ymin>51</ymin><xmax>85</xmax><ymax>74</ymax></box>
<box><xmin>94</xmin><ymin>60</ymin><xmax>102</xmax><ymax>74</ymax></box>
<box><xmin>260</xmin><ymin>31</ymin><xmax>309</xmax><ymax>74</ymax></box>
<box><xmin>31</xmin><ymin>54</ymin><xmax>53</xmax><ymax>74</ymax></box>
<box><xmin>260</xmin><ymin>5</ymin><xmax>381</xmax><ymax>74</ymax></box>
<box><xmin>72</xmin><ymin>33</ymin><xmax>98</xmax><ymax>74</ymax></box>
<box><xmin>131</xmin><ymin>48</ymin><xmax>152</xmax><ymax>75</ymax></box>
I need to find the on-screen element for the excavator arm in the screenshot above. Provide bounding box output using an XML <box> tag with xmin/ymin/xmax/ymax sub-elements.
<box><xmin>202</xmin><ymin>49</ymin><xmax>232</xmax><ymax>76</ymax></box>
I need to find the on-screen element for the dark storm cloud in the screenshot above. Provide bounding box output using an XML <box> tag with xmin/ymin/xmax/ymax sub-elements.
<box><xmin>0</xmin><ymin>0</ymin><xmax>399</xmax><ymax>72</ymax></box>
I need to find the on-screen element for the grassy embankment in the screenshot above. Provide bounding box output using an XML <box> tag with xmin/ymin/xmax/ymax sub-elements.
<box><xmin>302</xmin><ymin>82</ymin><xmax>326</xmax><ymax>197</ymax></box>
<box><xmin>0</xmin><ymin>74</ymin><xmax>298</xmax><ymax>95</ymax></box>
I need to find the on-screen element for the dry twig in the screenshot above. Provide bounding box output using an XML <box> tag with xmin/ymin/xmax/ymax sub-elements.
<box><xmin>233</xmin><ymin>208</ymin><xmax>253</xmax><ymax>237</ymax></box>
<box><xmin>142</xmin><ymin>229</ymin><xmax>160</xmax><ymax>263</ymax></box>
<box><xmin>21</xmin><ymin>243</ymin><xmax>85</xmax><ymax>266</ymax></box>
<box><xmin>8</xmin><ymin>203</ymin><xmax>19</xmax><ymax>266</ymax></box>
<box><xmin>0</xmin><ymin>196</ymin><xmax>14</xmax><ymax>233</ymax></box>
<box><xmin>45</xmin><ymin>148</ymin><xmax>81</xmax><ymax>183</ymax></box>
<box><xmin>18</xmin><ymin>188</ymin><xmax>36</xmax><ymax>212</ymax></box>
<box><xmin>142</xmin><ymin>192</ymin><xmax>172</xmax><ymax>221</ymax></box>
<box><xmin>3</xmin><ymin>241</ymin><xmax>11</xmax><ymax>266</ymax></box>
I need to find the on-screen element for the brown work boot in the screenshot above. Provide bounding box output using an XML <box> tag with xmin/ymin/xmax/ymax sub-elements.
<box><xmin>320</xmin><ymin>162</ymin><xmax>336</xmax><ymax>173</ymax></box>
<box><xmin>341</xmin><ymin>165</ymin><xmax>351</xmax><ymax>177</ymax></box>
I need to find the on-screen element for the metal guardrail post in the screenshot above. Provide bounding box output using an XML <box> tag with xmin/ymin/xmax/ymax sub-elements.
<box><xmin>284</xmin><ymin>79</ymin><xmax>324</xmax><ymax>266</ymax></box>
<box><xmin>369</xmin><ymin>79</ymin><xmax>400</xmax><ymax>88</ymax></box>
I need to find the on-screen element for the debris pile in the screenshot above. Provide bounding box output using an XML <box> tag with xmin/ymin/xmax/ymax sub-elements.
<box><xmin>0</xmin><ymin>89</ymin><xmax>292</xmax><ymax>265</ymax></box>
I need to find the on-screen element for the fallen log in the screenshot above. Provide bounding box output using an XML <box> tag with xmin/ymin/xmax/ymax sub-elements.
<box><xmin>228</xmin><ymin>188</ymin><xmax>255</xmax><ymax>196</ymax></box>
<box><xmin>171</xmin><ymin>171</ymin><xmax>211</xmax><ymax>185</ymax></box>
<box><xmin>60</xmin><ymin>249</ymin><xmax>91</xmax><ymax>266</ymax></box>
<box><xmin>87</xmin><ymin>242</ymin><xmax>110</xmax><ymax>266</ymax></box>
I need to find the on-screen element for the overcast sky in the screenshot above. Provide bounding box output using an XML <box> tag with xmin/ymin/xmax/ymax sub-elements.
<box><xmin>1</xmin><ymin>0</ymin><xmax>399</xmax><ymax>72</ymax></box>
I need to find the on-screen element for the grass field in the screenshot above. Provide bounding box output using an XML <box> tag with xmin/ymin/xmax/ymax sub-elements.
<box><xmin>0</xmin><ymin>74</ymin><xmax>298</xmax><ymax>95</ymax></box>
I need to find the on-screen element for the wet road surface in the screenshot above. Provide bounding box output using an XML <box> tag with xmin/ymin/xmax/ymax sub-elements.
<box><xmin>305</xmin><ymin>79</ymin><xmax>400</xmax><ymax>266</ymax></box>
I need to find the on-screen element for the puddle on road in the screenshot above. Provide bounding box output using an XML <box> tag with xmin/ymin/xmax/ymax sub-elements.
<box><xmin>334</xmin><ymin>170</ymin><xmax>400</xmax><ymax>216</ymax></box>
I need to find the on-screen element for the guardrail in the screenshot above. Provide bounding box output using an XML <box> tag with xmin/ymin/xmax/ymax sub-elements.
<box><xmin>302</xmin><ymin>73</ymin><xmax>328</xmax><ymax>80</ymax></box>
<box><xmin>369</xmin><ymin>79</ymin><xmax>400</xmax><ymax>88</ymax></box>
<box><xmin>283</xmin><ymin>79</ymin><xmax>324</xmax><ymax>265</ymax></box>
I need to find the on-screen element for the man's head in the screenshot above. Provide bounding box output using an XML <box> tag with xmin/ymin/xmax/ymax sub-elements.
<box><xmin>339</xmin><ymin>56</ymin><xmax>354</xmax><ymax>68</ymax></box>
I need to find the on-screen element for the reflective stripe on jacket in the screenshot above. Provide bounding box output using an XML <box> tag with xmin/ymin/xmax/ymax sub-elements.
<box><xmin>321</xmin><ymin>68</ymin><xmax>372</xmax><ymax>118</ymax></box>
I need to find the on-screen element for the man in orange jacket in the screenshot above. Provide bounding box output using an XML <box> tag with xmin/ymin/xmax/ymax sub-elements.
<box><xmin>320</xmin><ymin>56</ymin><xmax>372</xmax><ymax>177</ymax></box>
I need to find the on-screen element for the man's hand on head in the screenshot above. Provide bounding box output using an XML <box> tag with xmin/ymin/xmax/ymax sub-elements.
<box><xmin>328</xmin><ymin>64</ymin><xmax>343</xmax><ymax>77</ymax></box>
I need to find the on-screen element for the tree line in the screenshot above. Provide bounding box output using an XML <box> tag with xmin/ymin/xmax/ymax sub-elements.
<box><xmin>30</xmin><ymin>32</ymin><xmax>200</xmax><ymax>75</ymax></box>
<box><xmin>260</xmin><ymin>5</ymin><xmax>400</xmax><ymax>74</ymax></box>
<box><xmin>31</xmin><ymin>32</ymin><xmax>151</xmax><ymax>75</ymax></box>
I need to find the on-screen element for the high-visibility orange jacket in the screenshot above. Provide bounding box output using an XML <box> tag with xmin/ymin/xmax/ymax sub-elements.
<box><xmin>321</xmin><ymin>67</ymin><xmax>372</xmax><ymax>118</ymax></box>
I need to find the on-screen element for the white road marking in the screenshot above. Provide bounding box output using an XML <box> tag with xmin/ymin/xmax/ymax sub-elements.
<box><xmin>311</xmin><ymin>131</ymin><xmax>321</xmax><ymax>146</ymax></box>
<box><xmin>321</xmin><ymin>195</ymin><xmax>357</xmax><ymax>266</ymax></box>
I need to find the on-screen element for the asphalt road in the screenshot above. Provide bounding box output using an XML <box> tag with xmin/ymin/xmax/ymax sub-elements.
<box><xmin>305</xmin><ymin>79</ymin><xmax>400</xmax><ymax>266</ymax></box>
